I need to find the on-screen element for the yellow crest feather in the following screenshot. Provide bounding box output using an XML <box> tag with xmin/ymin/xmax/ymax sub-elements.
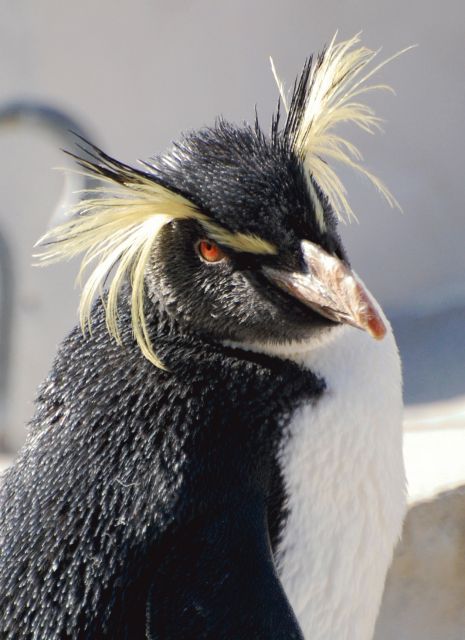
<box><xmin>35</xmin><ymin>149</ymin><xmax>276</xmax><ymax>368</ymax></box>
<box><xmin>273</xmin><ymin>33</ymin><xmax>414</xmax><ymax>223</ymax></box>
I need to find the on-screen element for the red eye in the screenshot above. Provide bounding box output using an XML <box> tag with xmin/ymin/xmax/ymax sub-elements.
<box><xmin>197</xmin><ymin>240</ymin><xmax>226</xmax><ymax>263</ymax></box>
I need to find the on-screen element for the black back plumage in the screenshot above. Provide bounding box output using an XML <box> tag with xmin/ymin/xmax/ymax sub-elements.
<box><xmin>0</xmin><ymin>290</ymin><xmax>323</xmax><ymax>638</ymax></box>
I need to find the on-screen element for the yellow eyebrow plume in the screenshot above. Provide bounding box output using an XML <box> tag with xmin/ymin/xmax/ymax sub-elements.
<box><xmin>35</xmin><ymin>149</ymin><xmax>276</xmax><ymax>369</ymax></box>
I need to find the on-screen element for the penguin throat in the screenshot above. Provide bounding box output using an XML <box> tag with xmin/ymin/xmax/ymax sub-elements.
<box><xmin>275</xmin><ymin>322</ymin><xmax>406</xmax><ymax>640</ymax></box>
<box><xmin>222</xmin><ymin>324</ymin><xmax>345</xmax><ymax>362</ymax></box>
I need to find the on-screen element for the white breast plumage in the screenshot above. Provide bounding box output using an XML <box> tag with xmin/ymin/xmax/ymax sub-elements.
<box><xmin>274</xmin><ymin>321</ymin><xmax>406</xmax><ymax>640</ymax></box>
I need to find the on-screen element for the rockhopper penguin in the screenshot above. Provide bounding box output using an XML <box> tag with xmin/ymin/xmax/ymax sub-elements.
<box><xmin>0</xmin><ymin>34</ymin><xmax>407</xmax><ymax>639</ymax></box>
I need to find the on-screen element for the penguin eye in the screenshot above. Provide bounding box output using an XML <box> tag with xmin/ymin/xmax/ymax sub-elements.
<box><xmin>197</xmin><ymin>239</ymin><xmax>226</xmax><ymax>263</ymax></box>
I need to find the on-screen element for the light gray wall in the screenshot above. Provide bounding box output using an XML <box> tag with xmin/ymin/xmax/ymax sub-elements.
<box><xmin>0</xmin><ymin>0</ymin><xmax>464</xmax><ymax>448</ymax></box>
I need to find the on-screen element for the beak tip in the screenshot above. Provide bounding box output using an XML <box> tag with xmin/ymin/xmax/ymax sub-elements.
<box><xmin>366</xmin><ymin>316</ymin><xmax>387</xmax><ymax>341</ymax></box>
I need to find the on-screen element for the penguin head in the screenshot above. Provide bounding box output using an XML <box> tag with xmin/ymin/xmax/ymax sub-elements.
<box><xmin>146</xmin><ymin>121</ymin><xmax>384</xmax><ymax>349</ymax></box>
<box><xmin>37</xmin><ymin>34</ymin><xmax>399</xmax><ymax>368</ymax></box>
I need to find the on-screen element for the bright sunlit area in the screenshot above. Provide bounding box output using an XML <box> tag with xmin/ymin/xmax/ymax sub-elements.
<box><xmin>0</xmin><ymin>2</ymin><xmax>464</xmax><ymax>639</ymax></box>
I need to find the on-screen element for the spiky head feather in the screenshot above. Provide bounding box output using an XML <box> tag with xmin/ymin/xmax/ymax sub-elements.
<box><xmin>276</xmin><ymin>33</ymin><xmax>412</xmax><ymax>224</ymax></box>
<box><xmin>36</xmin><ymin>146</ymin><xmax>277</xmax><ymax>368</ymax></box>
<box><xmin>36</xmin><ymin>34</ymin><xmax>408</xmax><ymax>368</ymax></box>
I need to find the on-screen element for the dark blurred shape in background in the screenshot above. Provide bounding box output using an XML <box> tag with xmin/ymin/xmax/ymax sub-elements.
<box><xmin>0</xmin><ymin>3</ymin><xmax>465</xmax><ymax>638</ymax></box>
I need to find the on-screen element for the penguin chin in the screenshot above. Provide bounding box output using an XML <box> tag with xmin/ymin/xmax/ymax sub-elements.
<box><xmin>223</xmin><ymin>323</ymin><xmax>346</xmax><ymax>361</ymax></box>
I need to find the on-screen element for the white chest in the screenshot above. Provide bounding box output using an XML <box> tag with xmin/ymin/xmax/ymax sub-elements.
<box><xmin>276</xmin><ymin>325</ymin><xmax>406</xmax><ymax>640</ymax></box>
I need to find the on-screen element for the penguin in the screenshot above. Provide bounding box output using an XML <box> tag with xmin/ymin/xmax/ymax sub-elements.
<box><xmin>0</xmin><ymin>34</ymin><xmax>407</xmax><ymax>639</ymax></box>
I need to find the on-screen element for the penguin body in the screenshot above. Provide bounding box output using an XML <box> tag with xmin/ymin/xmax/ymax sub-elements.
<box><xmin>267</xmin><ymin>319</ymin><xmax>404</xmax><ymax>639</ymax></box>
<box><xmin>0</xmin><ymin>35</ymin><xmax>407</xmax><ymax>638</ymax></box>
<box><xmin>0</xmin><ymin>295</ymin><xmax>321</xmax><ymax>639</ymax></box>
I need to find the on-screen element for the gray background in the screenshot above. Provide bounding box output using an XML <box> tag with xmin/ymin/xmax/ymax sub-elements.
<box><xmin>0</xmin><ymin>0</ymin><xmax>464</xmax><ymax>449</ymax></box>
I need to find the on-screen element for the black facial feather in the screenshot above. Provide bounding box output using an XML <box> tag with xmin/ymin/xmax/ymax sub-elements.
<box><xmin>283</xmin><ymin>56</ymin><xmax>314</xmax><ymax>149</ymax></box>
<box><xmin>147</xmin><ymin>214</ymin><xmax>338</xmax><ymax>346</ymax></box>
<box><xmin>149</xmin><ymin>119</ymin><xmax>339</xmax><ymax>252</ymax></box>
<box><xmin>133</xmin><ymin>119</ymin><xmax>344</xmax><ymax>345</ymax></box>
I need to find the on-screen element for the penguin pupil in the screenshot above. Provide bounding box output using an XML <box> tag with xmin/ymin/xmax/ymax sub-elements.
<box><xmin>198</xmin><ymin>240</ymin><xmax>224</xmax><ymax>262</ymax></box>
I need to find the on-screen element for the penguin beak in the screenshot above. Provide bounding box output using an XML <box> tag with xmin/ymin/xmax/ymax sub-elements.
<box><xmin>263</xmin><ymin>240</ymin><xmax>387</xmax><ymax>340</ymax></box>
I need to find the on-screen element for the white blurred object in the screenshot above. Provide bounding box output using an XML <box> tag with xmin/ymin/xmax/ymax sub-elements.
<box><xmin>375</xmin><ymin>484</ymin><xmax>465</xmax><ymax>640</ymax></box>
<box><xmin>374</xmin><ymin>397</ymin><xmax>465</xmax><ymax>639</ymax></box>
<box><xmin>404</xmin><ymin>396</ymin><xmax>465</xmax><ymax>502</ymax></box>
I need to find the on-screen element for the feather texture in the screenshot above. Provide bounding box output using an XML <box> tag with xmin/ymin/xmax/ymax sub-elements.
<box><xmin>274</xmin><ymin>33</ymin><xmax>412</xmax><ymax>223</ymax></box>
<box><xmin>35</xmin><ymin>147</ymin><xmax>276</xmax><ymax>368</ymax></box>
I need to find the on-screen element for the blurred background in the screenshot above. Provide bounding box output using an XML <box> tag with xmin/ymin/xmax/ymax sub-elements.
<box><xmin>0</xmin><ymin>2</ymin><xmax>464</xmax><ymax>636</ymax></box>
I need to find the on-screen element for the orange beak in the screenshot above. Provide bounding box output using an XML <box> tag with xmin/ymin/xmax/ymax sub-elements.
<box><xmin>264</xmin><ymin>240</ymin><xmax>387</xmax><ymax>340</ymax></box>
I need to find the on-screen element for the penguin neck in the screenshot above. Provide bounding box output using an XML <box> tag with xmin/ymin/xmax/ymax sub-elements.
<box><xmin>233</xmin><ymin>323</ymin><xmax>406</xmax><ymax>640</ymax></box>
